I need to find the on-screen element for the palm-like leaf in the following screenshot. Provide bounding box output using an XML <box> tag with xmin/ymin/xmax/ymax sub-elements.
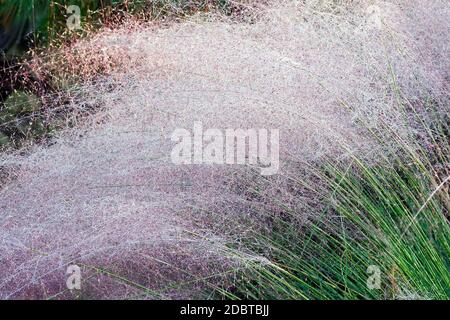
<box><xmin>0</xmin><ymin>0</ymin><xmax>49</xmax><ymax>54</ymax></box>
<box><xmin>0</xmin><ymin>1</ymin><xmax>123</xmax><ymax>55</ymax></box>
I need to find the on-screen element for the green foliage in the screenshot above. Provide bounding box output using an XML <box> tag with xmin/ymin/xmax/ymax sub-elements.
<box><xmin>0</xmin><ymin>90</ymin><xmax>47</xmax><ymax>144</ymax></box>
<box><xmin>216</xmin><ymin>99</ymin><xmax>450</xmax><ymax>300</ymax></box>
<box><xmin>0</xmin><ymin>0</ymin><xmax>49</xmax><ymax>55</ymax></box>
<box><xmin>0</xmin><ymin>1</ymin><xmax>129</xmax><ymax>55</ymax></box>
<box><xmin>219</xmin><ymin>164</ymin><xmax>449</xmax><ymax>299</ymax></box>
<box><xmin>2</xmin><ymin>89</ymin><xmax>41</xmax><ymax>114</ymax></box>
<box><xmin>0</xmin><ymin>131</ymin><xmax>9</xmax><ymax>147</ymax></box>
<box><xmin>0</xmin><ymin>1</ymin><xmax>234</xmax><ymax>55</ymax></box>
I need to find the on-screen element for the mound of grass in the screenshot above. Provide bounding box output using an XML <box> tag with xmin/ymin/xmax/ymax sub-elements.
<box><xmin>215</xmin><ymin>98</ymin><xmax>449</xmax><ymax>300</ymax></box>
<box><xmin>0</xmin><ymin>1</ymin><xmax>448</xmax><ymax>300</ymax></box>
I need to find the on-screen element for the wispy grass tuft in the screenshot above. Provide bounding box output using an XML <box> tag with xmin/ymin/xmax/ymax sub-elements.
<box><xmin>216</xmin><ymin>95</ymin><xmax>449</xmax><ymax>300</ymax></box>
<box><xmin>0</xmin><ymin>0</ymin><xmax>448</xmax><ymax>300</ymax></box>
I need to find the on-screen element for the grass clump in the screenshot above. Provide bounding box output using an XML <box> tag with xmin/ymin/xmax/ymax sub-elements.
<box><xmin>215</xmin><ymin>98</ymin><xmax>449</xmax><ymax>300</ymax></box>
<box><xmin>0</xmin><ymin>0</ymin><xmax>448</xmax><ymax>300</ymax></box>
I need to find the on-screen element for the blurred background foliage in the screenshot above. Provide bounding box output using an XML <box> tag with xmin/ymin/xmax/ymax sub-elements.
<box><xmin>0</xmin><ymin>0</ymin><xmax>233</xmax><ymax>57</ymax></box>
<box><xmin>0</xmin><ymin>1</ymin><xmax>235</xmax><ymax>148</ymax></box>
<box><xmin>0</xmin><ymin>1</ymin><xmax>137</xmax><ymax>56</ymax></box>
<box><xmin>0</xmin><ymin>1</ymin><xmax>131</xmax><ymax>148</ymax></box>
<box><xmin>0</xmin><ymin>0</ymin><xmax>48</xmax><ymax>56</ymax></box>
